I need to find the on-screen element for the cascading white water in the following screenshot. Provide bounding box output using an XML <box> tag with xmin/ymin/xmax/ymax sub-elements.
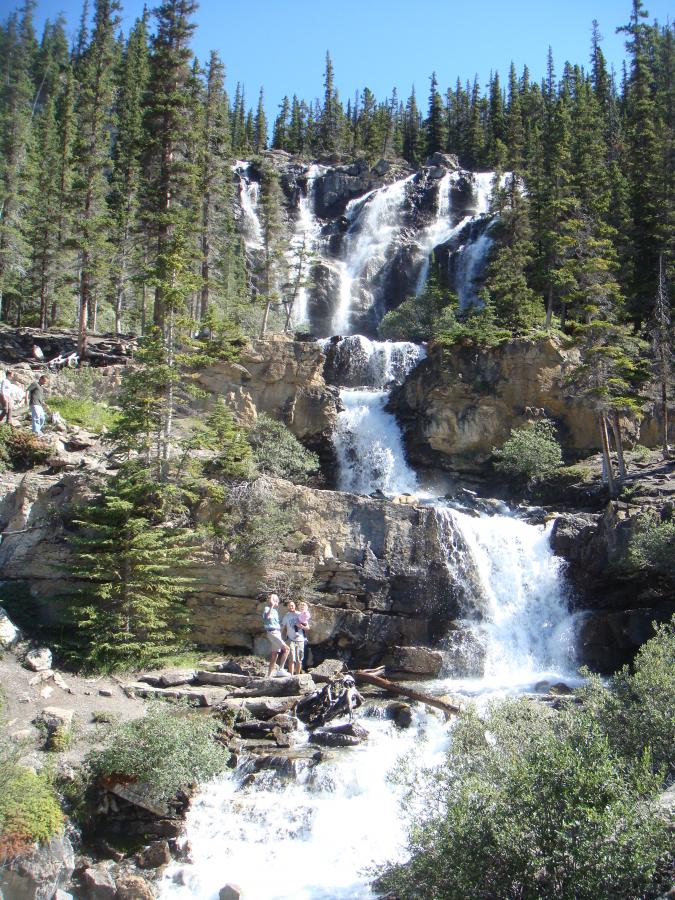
<box><xmin>454</xmin><ymin>231</ymin><xmax>493</xmax><ymax>309</ymax></box>
<box><xmin>328</xmin><ymin>337</ymin><xmax>425</xmax><ymax>496</ymax></box>
<box><xmin>233</xmin><ymin>161</ymin><xmax>263</xmax><ymax>249</ymax></box>
<box><xmin>333</xmin><ymin>390</ymin><xmax>419</xmax><ymax>496</ymax></box>
<box><xmin>331</xmin><ymin>176</ymin><xmax>415</xmax><ymax>335</ymax></box>
<box><xmin>436</xmin><ymin>507</ymin><xmax>576</xmax><ymax>689</ymax></box>
<box><xmin>161</xmin><ymin>713</ymin><xmax>449</xmax><ymax>900</ymax></box>
<box><xmin>289</xmin><ymin>165</ymin><xmax>325</xmax><ymax>327</ymax></box>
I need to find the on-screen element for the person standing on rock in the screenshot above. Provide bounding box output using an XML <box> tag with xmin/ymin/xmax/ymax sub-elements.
<box><xmin>262</xmin><ymin>592</ymin><xmax>290</xmax><ymax>677</ymax></box>
<box><xmin>26</xmin><ymin>375</ymin><xmax>48</xmax><ymax>434</ymax></box>
<box><xmin>281</xmin><ymin>600</ymin><xmax>305</xmax><ymax>676</ymax></box>
<box><xmin>0</xmin><ymin>370</ymin><xmax>14</xmax><ymax>426</ymax></box>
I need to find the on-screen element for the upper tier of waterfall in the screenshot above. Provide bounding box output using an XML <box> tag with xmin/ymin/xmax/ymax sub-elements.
<box><xmin>234</xmin><ymin>159</ymin><xmax>502</xmax><ymax>339</ymax></box>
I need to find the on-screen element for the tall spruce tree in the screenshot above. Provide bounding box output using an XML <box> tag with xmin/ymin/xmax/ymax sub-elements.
<box><xmin>109</xmin><ymin>15</ymin><xmax>149</xmax><ymax>335</ymax></box>
<box><xmin>71</xmin><ymin>0</ymin><xmax>120</xmax><ymax>353</ymax></box>
<box><xmin>425</xmin><ymin>71</ymin><xmax>447</xmax><ymax>158</ymax></box>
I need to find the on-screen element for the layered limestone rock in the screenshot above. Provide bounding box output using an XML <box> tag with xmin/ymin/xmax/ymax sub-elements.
<box><xmin>389</xmin><ymin>336</ymin><xmax>641</xmax><ymax>473</ymax></box>
<box><xmin>194</xmin><ymin>336</ymin><xmax>339</xmax><ymax>453</ymax></box>
<box><xmin>0</xmin><ymin>472</ymin><xmax>461</xmax><ymax>669</ymax></box>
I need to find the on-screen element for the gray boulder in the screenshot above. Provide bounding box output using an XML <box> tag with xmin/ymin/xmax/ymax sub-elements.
<box><xmin>0</xmin><ymin>606</ymin><xmax>20</xmax><ymax>647</ymax></box>
<box><xmin>0</xmin><ymin>834</ymin><xmax>74</xmax><ymax>900</ymax></box>
<box><xmin>82</xmin><ymin>864</ymin><xmax>116</xmax><ymax>900</ymax></box>
<box><xmin>24</xmin><ymin>648</ymin><xmax>52</xmax><ymax>672</ymax></box>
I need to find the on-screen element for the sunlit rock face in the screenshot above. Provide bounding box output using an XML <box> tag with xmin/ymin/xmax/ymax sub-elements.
<box><xmin>388</xmin><ymin>336</ymin><xmax>640</xmax><ymax>472</ymax></box>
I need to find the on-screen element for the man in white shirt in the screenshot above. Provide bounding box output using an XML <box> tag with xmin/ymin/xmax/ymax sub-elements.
<box><xmin>0</xmin><ymin>371</ymin><xmax>14</xmax><ymax>426</ymax></box>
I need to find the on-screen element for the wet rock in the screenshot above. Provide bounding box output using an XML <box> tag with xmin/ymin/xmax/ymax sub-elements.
<box><xmin>115</xmin><ymin>875</ymin><xmax>156</xmax><ymax>900</ymax></box>
<box><xmin>219</xmin><ymin>885</ymin><xmax>243</xmax><ymax>900</ymax></box>
<box><xmin>443</xmin><ymin>629</ymin><xmax>485</xmax><ymax>678</ymax></box>
<box><xmin>0</xmin><ymin>834</ymin><xmax>75</xmax><ymax>900</ymax></box>
<box><xmin>310</xmin><ymin>721</ymin><xmax>369</xmax><ymax>747</ymax></box>
<box><xmin>549</xmin><ymin>682</ymin><xmax>573</xmax><ymax>695</ymax></box>
<box><xmin>248</xmin><ymin>746</ymin><xmax>323</xmax><ymax>775</ymax></box>
<box><xmin>25</xmin><ymin>647</ymin><xmax>52</xmax><ymax>671</ymax></box>
<box><xmin>135</xmin><ymin>840</ymin><xmax>171</xmax><ymax>870</ymax></box>
<box><xmin>386</xmin><ymin>701</ymin><xmax>414</xmax><ymax>728</ymax></box>
<box><xmin>383</xmin><ymin>645</ymin><xmax>443</xmax><ymax>677</ymax></box>
<box><xmin>82</xmin><ymin>863</ymin><xmax>116</xmax><ymax>900</ymax></box>
<box><xmin>307</xmin><ymin>659</ymin><xmax>347</xmax><ymax>683</ymax></box>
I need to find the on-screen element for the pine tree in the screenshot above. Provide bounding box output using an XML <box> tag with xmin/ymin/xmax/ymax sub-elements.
<box><xmin>109</xmin><ymin>15</ymin><xmax>149</xmax><ymax>335</ymax></box>
<box><xmin>64</xmin><ymin>467</ymin><xmax>195</xmax><ymax>671</ymax></box>
<box><xmin>651</xmin><ymin>257</ymin><xmax>672</xmax><ymax>454</ymax></box>
<box><xmin>253</xmin><ymin>87</ymin><xmax>267</xmax><ymax>153</ymax></box>
<box><xmin>619</xmin><ymin>0</ymin><xmax>666</xmax><ymax>324</ymax></box>
<box><xmin>256</xmin><ymin>163</ymin><xmax>286</xmax><ymax>337</ymax></box>
<box><xmin>272</xmin><ymin>95</ymin><xmax>290</xmax><ymax>150</ymax></box>
<box><xmin>287</xmin><ymin>94</ymin><xmax>306</xmax><ymax>154</ymax></box>
<box><xmin>318</xmin><ymin>51</ymin><xmax>343</xmax><ymax>154</ymax></box>
<box><xmin>0</xmin><ymin>2</ymin><xmax>36</xmax><ymax>323</ymax></box>
<box><xmin>425</xmin><ymin>71</ymin><xmax>447</xmax><ymax>158</ymax></box>
<box><xmin>402</xmin><ymin>87</ymin><xmax>423</xmax><ymax>166</ymax></box>
<box><xmin>71</xmin><ymin>0</ymin><xmax>120</xmax><ymax>354</ymax></box>
<box><xmin>198</xmin><ymin>50</ymin><xmax>234</xmax><ymax>322</ymax></box>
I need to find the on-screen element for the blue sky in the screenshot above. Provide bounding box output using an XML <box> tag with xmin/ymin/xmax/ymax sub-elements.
<box><xmin>26</xmin><ymin>0</ymin><xmax>674</xmax><ymax>119</ymax></box>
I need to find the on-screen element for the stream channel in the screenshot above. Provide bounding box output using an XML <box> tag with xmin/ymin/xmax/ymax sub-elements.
<box><xmin>160</xmin><ymin>336</ymin><xmax>579</xmax><ymax>900</ymax></box>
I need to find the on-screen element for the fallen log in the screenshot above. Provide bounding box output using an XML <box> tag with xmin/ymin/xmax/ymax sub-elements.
<box><xmin>353</xmin><ymin>670</ymin><xmax>463</xmax><ymax>717</ymax></box>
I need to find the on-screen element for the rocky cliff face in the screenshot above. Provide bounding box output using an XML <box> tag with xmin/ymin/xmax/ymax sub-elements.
<box><xmin>389</xmin><ymin>336</ymin><xmax>650</xmax><ymax>473</ymax></box>
<box><xmin>0</xmin><ymin>470</ymin><xmax>464</xmax><ymax>670</ymax></box>
<box><xmin>194</xmin><ymin>336</ymin><xmax>340</xmax><ymax>459</ymax></box>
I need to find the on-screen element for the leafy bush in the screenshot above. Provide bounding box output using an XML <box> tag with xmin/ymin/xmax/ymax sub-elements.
<box><xmin>376</xmin><ymin>698</ymin><xmax>670</xmax><ymax>900</ymax></box>
<box><xmin>580</xmin><ymin>617</ymin><xmax>675</xmax><ymax>779</ymax></box>
<box><xmin>493</xmin><ymin>419</ymin><xmax>564</xmax><ymax>483</ymax></box>
<box><xmin>247</xmin><ymin>414</ymin><xmax>319</xmax><ymax>484</ymax></box>
<box><xmin>378</xmin><ymin>274</ymin><xmax>451</xmax><ymax>342</ymax></box>
<box><xmin>85</xmin><ymin>704</ymin><xmax>229</xmax><ymax>801</ymax></box>
<box><xmin>0</xmin><ymin>738</ymin><xmax>64</xmax><ymax>859</ymax></box>
<box><xmin>48</xmin><ymin>396</ymin><xmax>118</xmax><ymax>433</ymax></box>
<box><xmin>0</xmin><ymin>425</ymin><xmax>51</xmax><ymax>472</ymax></box>
<box><xmin>626</xmin><ymin>511</ymin><xmax>675</xmax><ymax>580</ymax></box>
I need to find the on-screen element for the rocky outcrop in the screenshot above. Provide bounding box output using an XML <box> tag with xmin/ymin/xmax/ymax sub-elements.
<box><xmin>389</xmin><ymin>336</ymin><xmax>641</xmax><ymax>474</ymax></box>
<box><xmin>551</xmin><ymin>502</ymin><xmax>675</xmax><ymax>672</ymax></box>
<box><xmin>194</xmin><ymin>336</ymin><xmax>339</xmax><ymax>455</ymax></box>
<box><xmin>0</xmin><ymin>471</ymin><xmax>464</xmax><ymax>670</ymax></box>
<box><xmin>0</xmin><ymin>834</ymin><xmax>75</xmax><ymax>900</ymax></box>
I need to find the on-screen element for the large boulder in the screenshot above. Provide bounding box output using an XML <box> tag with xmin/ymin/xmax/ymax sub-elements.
<box><xmin>0</xmin><ymin>606</ymin><xmax>20</xmax><ymax>647</ymax></box>
<box><xmin>0</xmin><ymin>834</ymin><xmax>75</xmax><ymax>900</ymax></box>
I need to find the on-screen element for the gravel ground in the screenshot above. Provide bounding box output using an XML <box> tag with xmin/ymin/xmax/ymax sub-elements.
<box><xmin>0</xmin><ymin>643</ymin><xmax>147</xmax><ymax>769</ymax></box>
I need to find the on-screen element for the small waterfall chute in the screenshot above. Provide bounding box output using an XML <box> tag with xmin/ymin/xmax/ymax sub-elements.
<box><xmin>233</xmin><ymin>161</ymin><xmax>262</xmax><ymax>249</ymax></box>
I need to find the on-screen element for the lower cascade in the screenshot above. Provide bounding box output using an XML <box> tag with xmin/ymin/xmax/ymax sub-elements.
<box><xmin>160</xmin><ymin>335</ymin><xmax>579</xmax><ymax>900</ymax></box>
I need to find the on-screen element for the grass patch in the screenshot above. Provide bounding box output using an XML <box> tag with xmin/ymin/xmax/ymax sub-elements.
<box><xmin>49</xmin><ymin>397</ymin><xmax>119</xmax><ymax>433</ymax></box>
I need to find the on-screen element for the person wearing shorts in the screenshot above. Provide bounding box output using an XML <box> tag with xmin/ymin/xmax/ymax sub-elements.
<box><xmin>281</xmin><ymin>601</ymin><xmax>305</xmax><ymax>675</ymax></box>
<box><xmin>262</xmin><ymin>592</ymin><xmax>289</xmax><ymax>677</ymax></box>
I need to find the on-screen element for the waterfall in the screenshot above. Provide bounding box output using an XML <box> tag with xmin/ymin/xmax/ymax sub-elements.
<box><xmin>327</xmin><ymin>337</ymin><xmax>425</xmax><ymax>496</ymax></box>
<box><xmin>454</xmin><ymin>230</ymin><xmax>493</xmax><ymax>310</ymax></box>
<box><xmin>233</xmin><ymin>161</ymin><xmax>262</xmax><ymax>249</ymax></box>
<box><xmin>436</xmin><ymin>507</ymin><xmax>576</xmax><ymax>688</ymax></box>
<box><xmin>289</xmin><ymin>165</ymin><xmax>325</xmax><ymax>328</ymax></box>
<box><xmin>331</xmin><ymin>175</ymin><xmax>415</xmax><ymax>335</ymax></box>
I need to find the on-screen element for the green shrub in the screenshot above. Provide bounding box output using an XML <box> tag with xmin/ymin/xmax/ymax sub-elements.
<box><xmin>626</xmin><ymin>511</ymin><xmax>675</xmax><ymax>580</ymax></box>
<box><xmin>0</xmin><ymin>765</ymin><xmax>64</xmax><ymax>858</ymax></box>
<box><xmin>247</xmin><ymin>414</ymin><xmax>319</xmax><ymax>484</ymax></box>
<box><xmin>0</xmin><ymin>425</ymin><xmax>51</xmax><ymax>472</ymax></box>
<box><xmin>580</xmin><ymin>617</ymin><xmax>675</xmax><ymax>780</ymax></box>
<box><xmin>493</xmin><ymin>419</ymin><xmax>564</xmax><ymax>483</ymax></box>
<box><xmin>85</xmin><ymin>703</ymin><xmax>229</xmax><ymax>801</ymax></box>
<box><xmin>48</xmin><ymin>397</ymin><xmax>118</xmax><ymax>433</ymax></box>
<box><xmin>631</xmin><ymin>444</ymin><xmax>651</xmax><ymax>462</ymax></box>
<box><xmin>378</xmin><ymin>274</ymin><xmax>451</xmax><ymax>342</ymax></box>
<box><xmin>376</xmin><ymin>698</ymin><xmax>670</xmax><ymax>900</ymax></box>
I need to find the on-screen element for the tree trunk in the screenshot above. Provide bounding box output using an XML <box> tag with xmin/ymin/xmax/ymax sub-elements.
<box><xmin>661</xmin><ymin>377</ymin><xmax>670</xmax><ymax>457</ymax></box>
<box><xmin>610</xmin><ymin>410</ymin><xmax>627</xmax><ymax>480</ymax></box>
<box><xmin>545</xmin><ymin>284</ymin><xmax>554</xmax><ymax>328</ymax></box>
<box><xmin>354</xmin><ymin>670</ymin><xmax>462</xmax><ymax>717</ymax></box>
<box><xmin>259</xmin><ymin>298</ymin><xmax>272</xmax><ymax>338</ymax></box>
<box><xmin>599</xmin><ymin>414</ymin><xmax>617</xmax><ymax>498</ymax></box>
<box><xmin>78</xmin><ymin>261</ymin><xmax>88</xmax><ymax>358</ymax></box>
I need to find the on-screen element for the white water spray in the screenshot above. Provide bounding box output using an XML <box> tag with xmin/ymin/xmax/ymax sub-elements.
<box><xmin>289</xmin><ymin>165</ymin><xmax>325</xmax><ymax>327</ymax></box>
<box><xmin>233</xmin><ymin>161</ymin><xmax>263</xmax><ymax>249</ymax></box>
<box><xmin>436</xmin><ymin>507</ymin><xmax>576</xmax><ymax>689</ymax></box>
<box><xmin>331</xmin><ymin>176</ymin><xmax>415</xmax><ymax>335</ymax></box>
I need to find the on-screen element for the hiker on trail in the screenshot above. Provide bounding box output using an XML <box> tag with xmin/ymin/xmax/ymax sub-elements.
<box><xmin>262</xmin><ymin>592</ymin><xmax>290</xmax><ymax>678</ymax></box>
<box><xmin>0</xmin><ymin>370</ymin><xmax>14</xmax><ymax>427</ymax></box>
<box><xmin>281</xmin><ymin>600</ymin><xmax>306</xmax><ymax>676</ymax></box>
<box><xmin>26</xmin><ymin>375</ymin><xmax>48</xmax><ymax>435</ymax></box>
